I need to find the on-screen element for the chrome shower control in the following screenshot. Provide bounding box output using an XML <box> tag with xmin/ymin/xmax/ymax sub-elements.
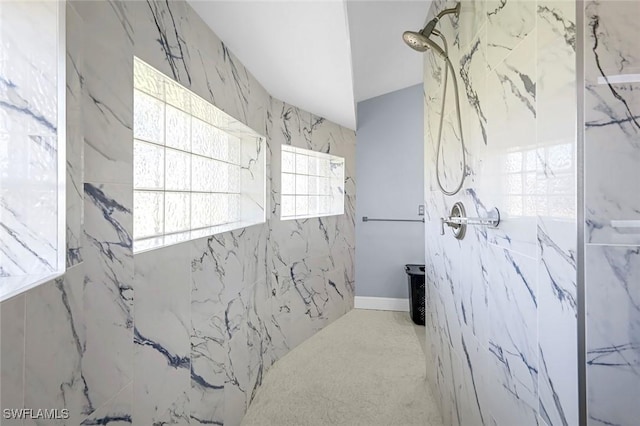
<box><xmin>440</xmin><ymin>202</ymin><xmax>500</xmax><ymax>240</ymax></box>
<box><xmin>442</xmin><ymin>202</ymin><xmax>466</xmax><ymax>239</ymax></box>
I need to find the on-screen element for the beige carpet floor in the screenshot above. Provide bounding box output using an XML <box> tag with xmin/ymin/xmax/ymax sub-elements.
<box><xmin>241</xmin><ymin>309</ymin><xmax>443</xmax><ymax>426</ymax></box>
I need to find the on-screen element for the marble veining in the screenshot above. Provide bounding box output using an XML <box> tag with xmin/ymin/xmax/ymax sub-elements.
<box><xmin>0</xmin><ymin>1</ymin><xmax>354</xmax><ymax>425</ymax></box>
<box><xmin>66</xmin><ymin>3</ymin><xmax>85</xmax><ymax>268</ymax></box>
<box><xmin>586</xmin><ymin>246</ymin><xmax>640</xmax><ymax>426</ymax></box>
<box><xmin>584</xmin><ymin>0</ymin><xmax>640</xmax><ymax>247</ymax></box>
<box><xmin>81</xmin><ymin>383</ymin><xmax>132</xmax><ymax>425</ymax></box>
<box><xmin>423</xmin><ymin>1</ymin><xmax>578</xmax><ymax>425</ymax></box>
<box><xmin>0</xmin><ymin>1</ymin><xmax>62</xmax><ymax>283</ymax></box>
<box><xmin>584</xmin><ymin>2</ymin><xmax>640</xmax><ymax>425</ymax></box>
<box><xmin>82</xmin><ymin>182</ymin><xmax>134</xmax><ymax>416</ymax></box>
<box><xmin>77</xmin><ymin>0</ymin><xmax>134</xmax><ymax>185</ymax></box>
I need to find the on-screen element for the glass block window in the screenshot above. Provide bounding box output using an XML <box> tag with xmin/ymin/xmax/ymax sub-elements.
<box><xmin>133</xmin><ymin>58</ymin><xmax>265</xmax><ymax>252</ymax></box>
<box><xmin>280</xmin><ymin>145</ymin><xmax>345</xmax><ymax>220</ymax></box>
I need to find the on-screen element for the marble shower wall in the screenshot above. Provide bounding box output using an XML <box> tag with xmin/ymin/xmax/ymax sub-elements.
<box><xmin>0</xmin><ymin>1</ymin><xmax>63</xmax><ymax>282</ymax></box>
<box><xmin>422</xmin><ymin>1</ymin><xmax>578</xmax><ymax>425</ymax></box>
<box><xmin>0</xmin><ymin>1</ymin><xmax>355</xmax><ymax>425</ymax></box>
<box><xmin>583</xmin><ymin>2</ymin><xmax>640</xmax><ymax>425</ymax></box>
<box><xmin>267</xmin><ymin>99</ymin><xmax>356</xmax><ymax>353</ymax></box>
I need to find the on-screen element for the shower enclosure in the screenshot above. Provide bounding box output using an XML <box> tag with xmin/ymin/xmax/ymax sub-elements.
<box><xmin>418</xmin><ymin>1</ymin><xmax>639</xmax><ymax>425</ymax></box>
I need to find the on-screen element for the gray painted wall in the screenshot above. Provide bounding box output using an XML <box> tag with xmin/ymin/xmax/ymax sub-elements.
<box><xmin>355</xmin><ymin>84</ymin><xmax>425</xmax><ymax>299</ymax></box>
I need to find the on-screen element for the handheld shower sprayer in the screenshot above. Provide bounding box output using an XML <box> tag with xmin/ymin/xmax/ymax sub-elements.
<box><xmin>402</xmin><ymin>3</ymin><xmax>460</xmax><ymax>55</ymax></box>
<box><xmin>403</xmin><ymin>3</ymin><xmax>467</xmax><ymax>197</ymax></box>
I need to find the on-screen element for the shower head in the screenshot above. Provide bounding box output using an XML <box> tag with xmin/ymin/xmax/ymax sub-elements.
<box><xmin>402</xmin><ymin>30</ymin><xmax>447</xmax><ymax>58</ymax></box>
<box><xmin>402</xmin><ymin>3</ymin><xmax>460</xmax><ymax>57</ymax></box>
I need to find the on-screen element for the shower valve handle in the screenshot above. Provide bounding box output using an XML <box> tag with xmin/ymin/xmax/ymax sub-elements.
<box><xmin>440</xmin><ymin>203</ymin><xmax>500</xmax><ymax>240</ymax></box>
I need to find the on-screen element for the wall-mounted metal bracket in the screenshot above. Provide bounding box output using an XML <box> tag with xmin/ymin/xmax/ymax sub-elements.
<box><xmin>440</xmin><ymin>202</ymin><xmax>500</xmax><ymax>240</ymax></box>
<box><xmin>363</xmin><ymin>216</ymin><xmax>425</xmax><ymax>223</ymax></box>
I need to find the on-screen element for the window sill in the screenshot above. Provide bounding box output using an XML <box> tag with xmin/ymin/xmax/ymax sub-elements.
<box><xmin>133</xmin><ymin>218</ymin><xmax>266</xmax><ymax>254</ymax></box>
<box><xmin>0</xmin><ymin>270</ymin><xmax>65</xmax><ymax>303</ymax></box>
<box><xmin>280</xmin><ymin>212</ymin><xmax>344</xmax><ymax>221</ymax></box>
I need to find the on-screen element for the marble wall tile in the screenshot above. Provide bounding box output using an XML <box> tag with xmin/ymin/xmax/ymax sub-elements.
<box><xmin>485</xmin><ymin>246</ymin><xmax>539</xmax><ymax>425</ymax></box>
<box><xmin>76</xmin><ymin>0</ymin><xmax>134</xmax><ymax>185</ymax></box>
<box><xmin>458</xmin><ymin>334</ymin><xmax>488</xmax><ymax>426</ymax></box>
<box><xmin>223</xmin><ymin>283</ymin><xmax>264</xmax><ymax>426</ymax></box>
<box><xmin>486</xmin><ymin>0</ymin><xmax>536</xmax><ymax>70</ymax></box>
<box><xmin>317</xmin><ymin>267</ymin><xmax>351</xmax><ymax>326</ymax></box>
<box><xmin>190</xmin><ymin>233</ymin><xmax>264</xmax><ymax>425</ymax></box>
<box><xmin>267</xmin><ymin>269</ymin><xmax>295</xmax><ymax>350</ymax></box>
<box><xmin>271</xmin><ymin>272</ymin><xmax>323</xmax><ymax>352</ymax></box>
<box><xmin>134</xmin><ymin>242</ymin><xmax>192</xmax><ymax>425</ymax></box>
<box><xmin>459</xmin><ymin>25</ymin><xmax>489</xmax><ymax>180</ymax></box>
<box><xmin>458</xmin><ymin>1</ymin><xmax>487</xmax><ymax>51</ymax></box>
<box><xmin>482</xmin><ymin>30</ymin><xmax>538</xmax><ymax>258</ymax></box>
<box><xmin>0</xmin><ymin>2</ymin><xmax>59</xmax><ymax>280</ymax></box>
<box><xmin>190</xmin><ymin>227</ymin><xmax>266</xmax><ymax>320</ymax></box>
<box><xmin>271</xmin><ymin>99</ymin><xmax>313</xmax><ymax>150</ymax></box>
<box><xmin>537</xmin><ymin>218</ymin><xmax>578</xmax><ymax>426</ymax></box>
<box><xmin>0</xmin><ymin>1</ymin><xmax>61</xmax><ymax>278</ymax></box>
<box><xmin>253</xmin><ymin>277</ymin><xmax>288</xmax><ymax>371</ymax></box>
<box><xmin>191</xmin><ymin>234</ymin><xmax>238</xmax><ymax>326</ymax></box>
<box><xmin>584</xmin><ymin>1</ymin><xmax>640</xmax><ymax>246</ymax></box>
<box><xmin>24</xmin><ymin>266</ymin><xmax>88</xmax><ymax>425</ymax></box>
<box><xmin>434</xmin><ymin>337</ymin><xmax>460</xmax><ymax>426</ymax></box>
<box><xmin>0</xmin><ymin>1</ymin><xmax>58</xmax><ymax>137</ymax></box>
<box><xmin>266</xmin><ymin>98</ymin><xmax>356</xmax><ymax>329</ymax></box>
<box><xmin>245</xmin><ymin>281</ymin><xmax>269</xmax><ymax>404</ymax></box>
<box><xmin>586</xmin><ymin>245</ymin><xmax>640</xmax><ymax>426</ymax></box>
<box><xmin>189</xmin><ymin>237</ymin><xmax>231</xmax><ymax>425</ymax></box>
<box><xmin>583</xmin><ymin>2</ymin><xmax>640</xmax><ymax>423</ymax></box>
<box><xmin>1</xmin><ymin>3</ymin><xmax>355</xmax><ymax>426</ymax></box>
<box><xmin>536</xmin><ymin>3</ymin><xmax>579</xmax><ymax>425</ymax></box>
<box><xmin>66</xmin><ymin>2</ymin><xmax>85</xmax><ymax>268</ymax></box>
<box><xmin>0</xmin><ymin>294</ymin><xmax>25</xmax><ymax>426</ymax></box>
<box><xmin>82</xmin><ymin>183</ymin><xmax>133</xmax><ymax>414</ymax></box>
<box><xmin>424</xmin><ymin>1</ymin><xmax>578</xmax><ymax>425</ymax></box>
<box><xmin>190</xmin><ymin>309</ymin><xmax>225</xmax><ymax>425</ymax></box>
<box><xmin>132</xmin><ymin>0</ymin><xmax>192</xmax><ymax>93</ymax></box>
<box><xmin>80</xmin><ymin>383</ymin><xmax>132</xmax><ymax>426</ymax></box>
<box><xmin>0</xmin><ymin>161</ymin><xmax>59</xmax><ymax>277</ymax></box>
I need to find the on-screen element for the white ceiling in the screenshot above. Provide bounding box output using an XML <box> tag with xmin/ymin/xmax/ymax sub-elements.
<box><xmin>347</xmin><ymin>0</ymin><xmax>432</xmax><ymax>103</ymax></box>
<box><xmin>188</xmin><ymin>0</ymin><xmax>432</xmax><ymax>130</ymax></box>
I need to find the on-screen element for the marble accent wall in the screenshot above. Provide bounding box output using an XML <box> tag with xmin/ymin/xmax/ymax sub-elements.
<box><xmin>267</xmin><ymin>99</ymin><xmax>356</xmax><ymax>352</ymax></box>
<box><xmin>0</xmin><ymin>1</ymin><xmax>355</xmax><ymax>425</ymax></box>
<box><xmin>583</xmin><ymin>2</ymin><xmax>640</xmax><ymax>425</ymax></box>
<box><xmin>422</xmin><ymin>1</ymin><xmax>578</xmax><ymax>425</ymax></box>
<box><xmin>0</xmin><ymin>1</ymin><xmax>64</xmax><ymax>283</ymax></box>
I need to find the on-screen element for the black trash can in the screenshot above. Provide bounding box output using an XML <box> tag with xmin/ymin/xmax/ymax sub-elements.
<box><xmin>405</xmin><ymin>264</ymin><xmax>426</xmax><ymax>326</ymax></box>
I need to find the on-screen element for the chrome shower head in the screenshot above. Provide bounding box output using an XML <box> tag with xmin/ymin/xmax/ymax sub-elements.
<box><xmin>402</xmin><ymin>30</ymin><xmax>447</xmax><ymax>58</ymax></box>
<box><xmin>402</xmin><ymin>3</ymin><xmax>460</xmax><ymax>57</ymax></box>
<box><xmin>402</xmin><ymin>30</ymin><xmax>428</xmax><ymax>52</ymax></box>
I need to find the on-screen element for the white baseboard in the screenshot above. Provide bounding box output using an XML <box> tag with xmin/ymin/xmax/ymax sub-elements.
<box><xmin>354</xmin><ymin>296</ymin><xmax>410</xmax><ymax>312</ymax></box>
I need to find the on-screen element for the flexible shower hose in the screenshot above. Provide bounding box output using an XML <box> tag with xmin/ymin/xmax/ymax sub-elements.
<box><xmin>434</xmin><ymin>34</ymin><xmax>466</xmax><ymax>196</ymax></box>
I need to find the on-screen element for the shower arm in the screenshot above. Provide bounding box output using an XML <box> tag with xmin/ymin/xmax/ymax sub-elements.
<box><xmin>420</xmin><ymin>3</ymin><xmax>459</xmax><ymax>39</ymax></box>
<box><xmin>436</xmin><ymin>3</ymin><xmax>461</xmax><ymax>20</ymax></box>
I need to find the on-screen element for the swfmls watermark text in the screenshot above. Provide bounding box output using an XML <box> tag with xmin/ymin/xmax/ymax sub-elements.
<box><xmin>3</xmin><ymin>408</ymin><xmax>70</xmax><ymax>420</ymax></box>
